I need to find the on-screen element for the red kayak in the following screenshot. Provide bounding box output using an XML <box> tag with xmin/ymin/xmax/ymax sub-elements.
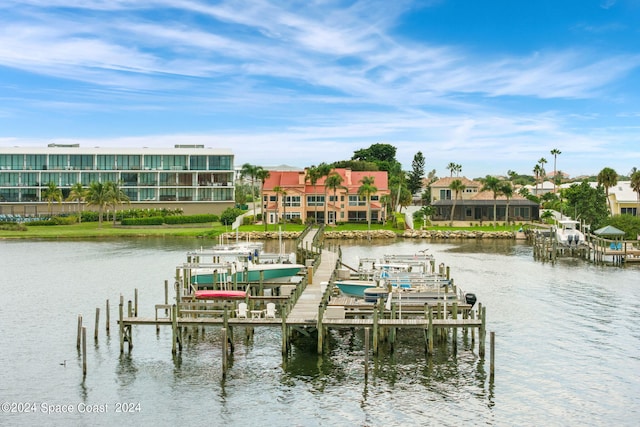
<box><xmin>195</xmin><ymin>290</ymin><xmax>247</xmax><ymax>300</ymax></box>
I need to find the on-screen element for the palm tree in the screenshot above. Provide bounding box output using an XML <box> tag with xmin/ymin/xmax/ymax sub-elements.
<box><xmin>481</xmin><ymin>175</ymin><xmax>502</xmax><ymax>227</ymax></box>
<box><xmin>304</xmin><ymin>166</ymin><xmax>321</xmax><ymax>224</ymax></box>
<box><xmin>358</xmin><ymin>176</ymin><xmax>377</xmax><ymax>231</ymax></box>
<box><xmin>501</xmin><ymin>181</ymin><xmax>514</xmax><ymax>225</ymax></box>
<box><xmin>67</xmin><ymin>182</ymin><xmax>86</xmax><ymax>223</ymax></box>
<box><xmin>630</xmin><ymin>170</ymin><xmax>640</xmax><ymax>217</ymax></box>
<box><xmin>550</xmin><ymin>148</ymin><xmax>561</xmax><ymax>193</ymax></box>
<box><xmin>533</xmin><ymin>164</ymin><xmax>542</xmax><ymax>196</ymax></box>
<box><xmin>448</xmin><ymin>179</ymin><xmax>465</xmax><ymax>226</ymax></box>
<box><xmin>42</xmin><ymin>181</ymin><xmax>62</xmax><ymax>216</ymax></box>
<box><xmin>86</xmin><ymin>181</ymin><xmax>110</xmax><ymax>227</ymax></box>
<box><xmin>317</xmin><ymin>163</ymin><xmax>332</xmax><ymax>225</ymax></box>
<box><xmin>255</xmin><ymin>167</ymin><xmax>270</xmax><ymax>231</ymax></box>
<box><xmin>454</xmin><ymin>163</ymin><xmax>462</xmax><ymax>177</ymax></box>
<box><xmin>325</xmin><ymin>172</ymin><xmax>344</xmax><ymax>225</ymax></box>
<box><xmin>240</xmin><ymin>163</ymin><xmax>259</xmax><ymax>221</ymax></box>
<box><xmin>446</xmin><ymin>162</ymin><xmax>457</xmax><ymax>177</ymax></box>
<box><xmin>597</xmin><ymin>167</ymin><xmax>618</xmax><ymax>213</ymax></box>
<box><xmin>273</xmin><ymin>185</ymin><xmax>287</xmax><ymax>231</ymax></box>
<box><xmin>106</xmin><ymin>181</ymin><xmax>130</xmax><ymax>225</ymax></box>
<box><xmin>538</xmin><ymin>157</ymin><xmax>548</xmax><ymax>190</ymax></box>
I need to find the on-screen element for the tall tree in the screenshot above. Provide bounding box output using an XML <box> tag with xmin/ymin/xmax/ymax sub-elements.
<box><xmin>67</xmin><ymin>182</ymin><xmax>86</xmax><ymax>223</ymax></box>
<box><xmin>446</xmin><ymin>162</ymin><xmax>457</xmax><ymax>177</ymax></box>
<box><xmin>358</xmin><ymin>176</ymin><xmax>377</xmax><ymax>231</ymax></box>
<box><xmin>481</xmin><ymin>175</ymin><xmax>502</xmax><ymax>227</ymax></box>
<box><xmin>255</xmin><ymin>167</ymin><xmax>270</xmax><ymax>231</ymax></box>
<box><xmin>240</xmin><ymin>163</ymin><xmax>259</xmax><ymax>222</ymax></box>
<box><xmin>304</xmin><ymin>165</ymin><xmax>322</xmax><ymax>224</ymax></box>
<box><xmin>533</xmin><ymin>164</ymin><xmax>542</xmax><ymax>196</ymax></box>
<box><xmin>631</xmin><ymin>170</ymin><xmax>640</xmax><ymax>217</ymax></box>
<box><xmin>563</xmin><ymin>181</ymin><xmax>609</xmax><ymax>228</ymax></box>
<box><xmin>317</xmin><ymin>163</ymin><xmax>332</xmax><ymax>225</ymax></box>
<box><xmin>43</xmin><ymin>181</ymin><xmax>62</xmax><ymax>216</ymax></box>
<box><xmin>273</xmin><ymin>185</ymin><xmax>285</xmax><ymax>231</ymax></box>
<box><xmin>538</xmin><ymin>157</ymin><xmax>548</xmax><ymax>188</ymax></box>
<box><xmin>106</xmin><ymin>181</ymin><xmax>130</xmax><ymax>225</ymax></box>
<box><xmin>501</xmin><ymin>181</ymin><xmax>514</xmax><ymax>225</ymax></box>
<box><xmin>325</xmin><ymin>172</ymin><xmax>344</xmax><ymax>225</ymax></box>
<box><xmin>86</xmin><ymin>181</ymin><xmax>110</xmax><ymax>227</ymax></box>
<box><xmin>449</xmin><ymin>179</ymin><xmax>466</xmax><ymax>226</ymax></box>
<box><xmin>407</xmin><ymin>152</ymin><xmax>425</xmax><ymax>195</ymax></box>
<box><xmin>597</xmin><ymin>167</ymin><xmax>618</xmax><ymax>213</ymax></box>
<box><xmin>550</xmin><ymin>148</ymin><xmax>561</xmax><ymax>193</ymax></box>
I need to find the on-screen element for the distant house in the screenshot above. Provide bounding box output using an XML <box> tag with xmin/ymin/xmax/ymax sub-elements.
<box><xmin>430</xmin><ymin>177</ymin><xmax>540</xmax><ymax>223</ymax></box>
<box><xmin>523</xmin><ymin>180</ymin><xmax>555</xmax><ymax>196</ymax></box>
<box><xmin>261</xmin><ymin>168</ymin><xmax>390</xmax><ymax>225</ymax></box>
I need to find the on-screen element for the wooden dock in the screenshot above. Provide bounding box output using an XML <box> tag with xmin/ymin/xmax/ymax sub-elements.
<box><xmin>118</xmin><ymin>225</ymin><xmax>488</xmax><ymax>368</ymax></box>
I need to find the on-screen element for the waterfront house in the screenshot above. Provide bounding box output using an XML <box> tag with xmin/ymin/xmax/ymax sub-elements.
<box><xmin>429</xmin><ymin>177</ymin><xmax>540</xmax><ymax>224</ymax></box>
<box><xmin>261</xmin><ymin>168</ymin><xmax>390</xmax><ymax>225</ymax></box>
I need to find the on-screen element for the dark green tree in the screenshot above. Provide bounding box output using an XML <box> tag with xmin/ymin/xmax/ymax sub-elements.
<box><xmin>562</xmin><ymin>181</ymin><xmax>609</xmax><ymax>228</ymax></box>
<box><xmin>407</xmin><ymin>152</ymin><xmax>425</xmax><ymax>196</ymax></box>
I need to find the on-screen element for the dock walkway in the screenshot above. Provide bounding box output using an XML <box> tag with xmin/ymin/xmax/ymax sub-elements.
<box><xmin>286</xmin><ymin>228</ymin><xmax>337</xmax><ymax>326</ymax></box>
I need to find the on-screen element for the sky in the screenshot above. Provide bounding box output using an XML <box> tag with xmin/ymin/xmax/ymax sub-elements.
<box><xmin>1</xmin><ymin>0</ymin><xmax>640</xmax><ymax>179</ymax></box>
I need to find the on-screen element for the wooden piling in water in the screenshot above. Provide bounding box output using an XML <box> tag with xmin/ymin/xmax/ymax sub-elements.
<box><xmin>364</xmin><ymin>327</ymin><xmax>370</xmax><ymax>378</ymax></box>
<box><xmin>221</xmin><ymin>327</ymin><xmax>228</xmax><ymax>378</ymax></box>
<box><xmin>119</xmin><ymin>296</ymin><xmax>124</xmax><ymax>353</ymax></box>
<box><xmin>490</xmin><ymin>331</ymin><xmax>495</xmax><ymax>380</ymax></box>
<box><xmin>82</xmin><ymin>326</ymin><xmax>87</xmax><ymax>377</ymax></box>
<box><xmin>76</xmin><ymin>315</ymin><xmax>82</xmax><ymax>351</ymax></box>
<box><xmin>134</xmin><ymin>288</ymin><xmax>138</xmax><ymax>317</ymax></box>
<box><xmin>94</xmin><ymin>307</ymin><xmax>100</xmax><ymax>341</ymax></box>
<box><xmin>479</xmin><ymin>306</ymin><xmax>487</xmax><ymax>358</ymax></box>
<box><xmin>105</xmin><ymin>300</ymin><xmax>110</xmax><ymax>335</ymax></box>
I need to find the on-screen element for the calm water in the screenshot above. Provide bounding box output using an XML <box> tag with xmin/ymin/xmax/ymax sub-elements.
<box><xmin>0</xmin><ymin>237</ymin><xmax>639</xmax><ymax>427</ymax></box>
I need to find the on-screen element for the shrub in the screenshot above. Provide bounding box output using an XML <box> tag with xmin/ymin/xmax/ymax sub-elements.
<box><xmin>121</xmin><ymin>217</ymin><xmax>164</xmax><ymax>226</ymax></box>
<box><xmin>220</xmin><ymin>207</ymin><xmax>244</xmax><ymax>225</ymax></box>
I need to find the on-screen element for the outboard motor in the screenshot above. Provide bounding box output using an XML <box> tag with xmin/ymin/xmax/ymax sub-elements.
<box><xmin>465</xmin><ymin>293</ymin><xmax>477</xmax><ymax>307</ymax></box>
<box><xmin>567</xmin><ymin>234</ymin><xmax>573</xmax><ymax>245</ymax></box>
<box><xmin>574</xmin><ymin>235</ymin><xmax>580</xmax><ymax>245</ymax></box>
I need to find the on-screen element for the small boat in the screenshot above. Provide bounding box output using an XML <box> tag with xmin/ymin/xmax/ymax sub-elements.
<box><xmin>194</xmin><ymin>290</ymin><xmax>247</xmax><ymax>299</ymax></box>
<box><xmin>185</xmin><ymin>241</ymin><xmax>305</xmax><ymax>288</ymax></box>
<box><xmin>554</xmin><ymin>219</ymin><xmax>586</xmax><ymax>246</ymax></box>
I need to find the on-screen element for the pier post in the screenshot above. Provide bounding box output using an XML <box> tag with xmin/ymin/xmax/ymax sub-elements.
<box><xmin>427</xmin><ymin>307</ymin><xmax>434</xmax><ymax>355</ymax></box>
<box><xmin>128</xmin><ymin>300</ymin><xmax>132</xmax><ymax>318</ymax></box>
<box><xmin>452</xmin><ymin>302</ymin><xmax>458</xmax><ymax>355</ymax></box>
<box><xmin>470</xmin><ymin>310</ymin><xmax>475</xmax><ymax>345</ymax></box>
<box><xmin>119</xmin><ymin>297</ymin><xmax>124</xmax><ymax>354</ymax></box>
<box><xmin>373</xmin><ymin>303</ymin><xmax>379</xmax><ymax>355</ymax></box>
<box><xmin>490</xmin><ymin>331</ymin><xmax>495</xmax><ymax>380</ymax></box>
<box><xmin>317</xmin><ymin>303</ymin><xmax>324</xmax><ymax>355</ymax></box>
<box><xmin>364</xmin><ymin>328</ymin><xmax>370</xmax><ymax>378</ymax></box>
<box><xmin>479</xmin><ymin>306</ymin><xmax>487</xmax><ymax>358</ymax></box>
<box><xmin>281</xmin><ymin>316</ymin><xmax>288</xmax><ymax>356</ymax></box>
<box><xmin>221</xmin><ymin>328</ymin><xmax>228</xmax><ymax>378</ymax></box>
<box><xmin>134</xmin><ymin>288</ymin><xmax>138</xmax><ymax>317</ymax></box>
<box><xmin>94</xmin><ymin>307</ymin><xmax>100</xmax><ymax>341</ymax></box>
<box><xmin>82</xmin><ymin>326</ymin><xmax>87</xmax><ymax>377</ymax></box>
<box><xmin>77</xmin><ymin>315</ymin><xmax>83</xmax><ymax>351</ymax></box>
<box><xmin>106</xmin><ymin>299</ymin><xmax>110</xmax><ymax>336</ymax></box>
<box><xmin>164</xmin><ymin>280</ymin><xmax>169</xmax><ymax>314</ymax></box>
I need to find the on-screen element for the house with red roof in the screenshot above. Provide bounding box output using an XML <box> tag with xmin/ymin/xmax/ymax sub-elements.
<box><xmin>261</xmin><ymin>168</ymin><xmax>389</xmax><ymax>225</ymax></box>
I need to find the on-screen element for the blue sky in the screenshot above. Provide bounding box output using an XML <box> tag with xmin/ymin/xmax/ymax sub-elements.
<box><xmin>1</xmin><ymin>0</ymin><xmax>640</xmax><ymax>179</ymax></box>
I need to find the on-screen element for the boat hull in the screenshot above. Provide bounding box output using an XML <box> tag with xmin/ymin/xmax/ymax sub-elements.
<box><xmin>192</xmin><ymin>264</ymin><xmax>304</xmax><ymax>286</ymax></box>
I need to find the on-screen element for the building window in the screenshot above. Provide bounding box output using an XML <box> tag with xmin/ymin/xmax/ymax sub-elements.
<box><xmin>97</xmin><ymin>155</ymin><xmax>115</xmax><ymax>170</ymax></box>
<box><xmin>621</xmin><ymin>207</ymin><xmax>637</xmax><ymax>216</ymax></box>
<box><xmin>285</xmin><ymin>196</ymin><xmax>301</xmax><ymax>207</ymax></box>
<box><xmin>208</xmin><ymin>155</ymin><xmax>232</xmax><ymax>171</ymax></box>
<box><xmin>190</xmin><ymin>156</ymin><xmax>207</xmax><ymax>170</ymax></box>
<box><xmin>348</xmin><ymin>195</ymin><xmax>366</xmax><ymax>206</ymax></box>
<box><xmin>307</xmin><ymin>195</ymin><xmax>325</xmax><ymax>206</ymax></box>
<box><xmin>439</xmin><ymin>189</ymin><xmax>451</xmax><ymax>200</ymax></box>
